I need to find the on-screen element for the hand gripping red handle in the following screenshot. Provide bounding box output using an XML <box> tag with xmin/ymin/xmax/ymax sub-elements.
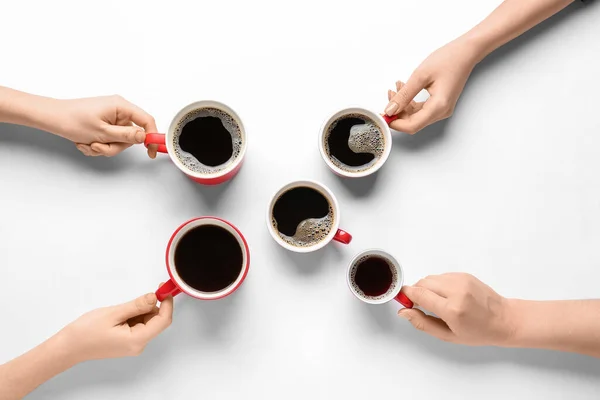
<box><xmin>144</xmin><ymin>133</ymin><xmax>168</xmax><ymax>154</ymax></box>
<box><xmin>395</xmin><ymin>291</ymin><xmax>414</xmax><ymax>308</ymax></box>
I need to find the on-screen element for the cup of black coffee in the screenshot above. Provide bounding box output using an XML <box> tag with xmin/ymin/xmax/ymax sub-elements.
<box><xmin>267</xmin><ymin>180</ymin><xmax>352</xmax><ymax>253</ymax></box>
<box><xmin>145</xmin><ymin>100</ymin><xmax>246</xmax><ymax>185</ymax></box>
<box><xmin>347</xmin><ymin>249</ymin><xmax>413</xmax><ymax>308</ymax></box>
<box><xmin>155</xmin><ymin>217</ymin><xmax>250</xmax><ymax>301</ymax></box>
<box><xmin>319</xmin><ymin>107</ymin><xmax>391</xmax><ymax>178</ymax></box>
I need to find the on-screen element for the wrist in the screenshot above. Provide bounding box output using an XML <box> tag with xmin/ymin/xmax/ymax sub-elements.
<box><xmin>500</xmin><ymin>298</ymin><xmax>531</xmax><ymax>348</ymax></box>
<box><xmin>51</xmin><ymin>327</ymin><xmax>85</xmax><ymax>368</ymax></box>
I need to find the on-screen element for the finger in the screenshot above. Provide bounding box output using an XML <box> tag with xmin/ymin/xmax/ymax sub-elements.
<box><xmin>401</xmin><ymin>285</ymin><xmax>447</xmax><ymax>316</ymax></box>
<box><xmin>389</xmin><ymin>101</ymin><xmax>442</xmax><ymax>135</ymax></box>
<box><xmin>118</xmin><ymin>100</ymin><xmax>158</xmax><ymax>134</ymax></box>
<box><xmin>90</xmin><ymin>142</ymin><xmax>132</xmax><ymax>157</ymax></box>
<box><xmin>76</xmin><ymin>144</ymin><xmax>102</xmax><ymax>157</ymax></box>
<box><xmin>110</xmin><ymin>293</ymin><xmax>157</xmax><ymax>322</ymax></box>
<box><xmin>398</xmin><ymin>308</ymin><xmax>454</xmax><ymax>342</ymax></box>
<box><xmin>133</xmin><ymin>294</ymin><xmax>173</xmax><ymax>341</ymax></box>
<box><xmin>388</xmin><ymin>89</ymin><xmax>396</xmax><ymax>101</ymax></box>
<box><xmin>147</xmin><ymin>145</ymin><xmax>158</xmax><ymax>159</ymax></box>
<box><xmin>385</xmin><ymin>75</ymin><xmax>426</xmax><ymax>116</ymax></box>
<box><xmin>104</xmin><ymin>124</ymin><xmax>145</xmax><ymax>144</ymax></box>
<box><xmin>414</xmin><ymin>276</ymin><xmax>451</xmax><ymax>298</ymax></box>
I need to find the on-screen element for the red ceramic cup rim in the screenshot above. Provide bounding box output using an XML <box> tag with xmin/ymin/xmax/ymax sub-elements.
<box><xmin>165</xmin><ymin>100</ymin><xmax>247</xmax><ymax>180</ymax></box>
<box><xmin>165</xmin><ymin>217</ymin><xmax>250</xmax><ymax>300</ymax></box>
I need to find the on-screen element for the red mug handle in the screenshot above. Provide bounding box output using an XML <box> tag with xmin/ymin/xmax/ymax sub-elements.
<box><xmin>156</xmin><ymin>279</ymin><xmax>182</xmax><ymax>301</ymax></box>
<box><xmin>144</xmin><ymin>133</ymin><xmax>168</xmax><ymax>154</ymax></box>
<box><xmin>333</xmin><ymin>229</ymin><xmax>352</xmax><ymax>245</ymax></box>
<box><xmin>382</xmin><ymin>114</ymin><xmax>399</xmax><ymax>125</ymax></box>
<box><xmin>395</xmin><ymin>291</ymin><xmax>414</xmax><ymax>309</ymax></box>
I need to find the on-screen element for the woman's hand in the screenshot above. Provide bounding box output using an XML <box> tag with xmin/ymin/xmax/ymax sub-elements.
<box><xmin>384</xmin><ymin>38</ymin><xmax>480</xmax><ymax>134</ymax></box>
<box><xmin>50</xmin><ymin>95</ymin><xmax>159</xmax><ymax>158</ymax></box>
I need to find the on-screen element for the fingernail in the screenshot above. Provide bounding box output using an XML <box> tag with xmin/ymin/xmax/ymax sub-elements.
<box><xmin>385</xmin><ymin>101</ymin><xmax>399</xmax><ymax>116</ymax></box>
<box><xmin>135</xmin><ymin>130</ymin><xmax>145</xmax><ymax>143</ymax></box>
<box><xmin>398</xmin><ymin>309</ymin><xmax>411</xmax><ymax>320</ymax></box>
<box><xmin>145</xmin><ymin>293</ymin><xmax>157</xmax><ymax>305</ymax></box>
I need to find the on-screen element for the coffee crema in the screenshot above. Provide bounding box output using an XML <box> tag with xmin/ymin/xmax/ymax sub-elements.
<box><xmin>324</xmin><ymin>113</ymin><xmax>385</xmax><ymax>173</ymax></box>
<box><xmin>172</xmin><ymin>107</ymin><xmax>243</xmax><ymax>174</ymax></box>
<box><xmin>271</xmin><ymin>186</ymin><xmax>334</xmax><ymax>248</ymax></box>
<box><xmin>350</xmin><ymin>255</ymin><xmax>398</xmax><ymax>301</ymax></box>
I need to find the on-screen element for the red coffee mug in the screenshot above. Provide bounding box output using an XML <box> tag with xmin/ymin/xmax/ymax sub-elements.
<box><xmin>156</xmin><ymin>217</ymin><xmax>250</xmax><ymax>301</ymax></box>
<box><xmin>144</xmin><ymin>100</ymin><xmax>247</xmax><ymax>185</ymax></box>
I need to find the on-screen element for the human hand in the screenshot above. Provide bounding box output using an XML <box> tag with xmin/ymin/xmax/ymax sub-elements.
<box><xmin>58</xmin><ymin>291</ymin><xmax>173</xmax><ymax>363</ymax></box>
<box><xmin>49</xmin><ymin>95</ymin><xmax>159</xmax><ymax>158</ymax></box>
<box><xmin>384</xmin><ymin>38</ymin><xmax>480</xmax><ymax>134</ymax></box>
<box><xmin>398</xmin><ymin>273</ymin><xmax>514</xmax><ymax>346</ymax></box>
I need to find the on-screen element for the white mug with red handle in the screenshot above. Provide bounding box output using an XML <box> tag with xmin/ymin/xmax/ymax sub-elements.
<box><xmin>347</xmin><ymin>249</ymin><xmax>413</xmax><ymax>308</ymax></box>
<box><xmin>266</xmin><ymin>180</ymin><xmax>352</xmax><ymax>253</ymax></box>
<box><xmin>144</xmin><ymin>100</ymin><xmax>247</xmax><ymax>186</ymax></box>
<box><xmin>156</xmin><ymin>217</ymin><xmax>250</xmax><ymax>301</ymax></box>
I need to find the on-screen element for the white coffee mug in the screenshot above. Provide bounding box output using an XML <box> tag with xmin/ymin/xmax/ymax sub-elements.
<box><xmin>266</xmin><ymin>180</ymin><xmax>352</xmax><ymax>253</ymax></box>
<box><xmin>318</xmin><ymin>107</ymin><xmax>392</xmax><ymax>178</ymax></box>
<box><xmin>347</xmin><ymin>249</ymin><xmax>413</xmax><ymax>308</ymax></box>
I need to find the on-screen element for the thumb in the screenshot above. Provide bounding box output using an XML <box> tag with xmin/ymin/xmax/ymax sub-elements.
<box><xmin>398</xmin><ymin>308</ymin><xmax>454</xmax><ymax>342</ymax></box>
<box><xmin>384</xmin><ymin>75</ymin><xmax>425</xmax><ymax>116</ymax></box>
<box><xmin>110</xmin><ymin>293</ymin><xmax>157</xmax><ymax>322</ymax></box>
<box><xmin>104</xmin><ymin>125</ymin><xmax>145</xmax><ymax>144</ymax></box>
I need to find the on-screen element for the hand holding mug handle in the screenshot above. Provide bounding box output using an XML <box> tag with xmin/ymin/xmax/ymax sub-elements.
<box><xmin>144</xmin><ymin>133</ymin><xmax>168</xmax><ymax>154</ymax></box>
<box><xmin>395</xmin><ymin>291</ymin><xmax>414</xmax><ymax>309</ymax></box>
<box><xmin>156</xmin><ymin>279</ymin><xmax>181</xmax><ymax>302</ymax></box>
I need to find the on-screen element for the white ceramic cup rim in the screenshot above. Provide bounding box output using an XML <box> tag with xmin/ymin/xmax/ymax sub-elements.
<box><xmin>266</xmin><ymin>180</ymin><xmax>340</xmax><ymax>253</ymax></box>
<box><xmin>167</xmin><ymin>217</ymin><xmax>249</xmax><ymax>300</ymax></box>
<box><xmin>346</xmin><ymin>249</ymin><xmax>404</xmax><ymax>305</ymax></box>
<box><xmin>165</xmin><ymin>100</ymin><xmax>247</xmax><ymax>179</ymax></box>
<box><xmin>318</xmin><ymin>107</ymin><xmax>392</xmax><ymax>178</ymax></box>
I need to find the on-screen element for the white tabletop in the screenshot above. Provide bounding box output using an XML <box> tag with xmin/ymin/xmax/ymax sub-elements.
<box><xmin>1</xmin><ymin>1</ymin><xmax>600</xmax><ymax>399</ymax></box>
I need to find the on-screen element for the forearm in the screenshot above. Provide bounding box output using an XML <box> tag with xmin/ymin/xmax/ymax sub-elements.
<box><xmin>460</xmin><ymin>0</ymin><xmax>575</xmax><ymax>62</ymax></box>
<box><xmin>0</xmin><ymin>331</ymin><xmax>78</xmax><ymax>400</ymax></box>
<box><xmin>0</xmin><ymin>86</ymin><xmax>61</xmax><ymax>133</ymax></box>
<box><xmin>506</xmin><ymin>299</ymin><xmax>600</xmax><ymax>357</ymax></box>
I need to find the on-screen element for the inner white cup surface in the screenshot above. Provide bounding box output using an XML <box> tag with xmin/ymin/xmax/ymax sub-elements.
<box><xmin>165</xmin><ymin>100</ymin><xmax>247</xmax><ymax>179</ymax></box>
<box><xmin>168</xmin><ymin>218</ymin><xmax>248</xmax><ymax>300</ymax></box>
<box><xmin>318</xmin><ymin>107</ymin><xmax>392</xmax><ymax>178</ymax></box>
<box><xmin>347</xmin><ymin>249</ymin><xmax>404</xmax><ymax>305</ymax></box>
<box><xmin>266</xmin><ymin>180</ymin><xmax>340</xmax><ymax>253</ymax></box>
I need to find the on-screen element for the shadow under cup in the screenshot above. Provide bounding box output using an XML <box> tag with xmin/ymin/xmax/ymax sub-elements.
<box><xmin>347</xmin><ymin>249</ymin><xmax>413</xmax><ymax>308</ymax></box>
<box><xmin>156</xmin><ymin>217</ymin><xmax>250</xmax><ymax>301</ymax></box>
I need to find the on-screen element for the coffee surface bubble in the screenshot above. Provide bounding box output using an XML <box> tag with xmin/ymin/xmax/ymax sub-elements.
<box><xmin>324</xmin><ymin>113</ymin><xmax>386</xmax><ymax>173</ymax></box>
<box><xmin>172</xmin><ymin>107</ymin><xmax>243</xmax><ymax>174</ymax></box>
<box><xmin>350</xmin><ymin>255</ymin><xmax>398</xmax><ymax>301</ymax></box>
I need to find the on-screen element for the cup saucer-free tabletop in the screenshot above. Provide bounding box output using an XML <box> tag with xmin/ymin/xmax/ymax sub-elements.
<box><xmin>1</xmin><ymin>1</ymin><xmax>600</xmax><ymax>399</ymax></box>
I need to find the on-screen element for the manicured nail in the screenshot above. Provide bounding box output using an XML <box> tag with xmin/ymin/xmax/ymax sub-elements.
<box><xmin>398</xmin><ymin>309</ymin><xmax>411</xmax><ymax>320</ymax></box>
<box><xmin>145</xmin><ymin>293</ymin><xmax>157</xmax><ymax>305</ymax></box>
<box><xmin>385</xmin><ymin>101</ymin><xmax>399</xmax><ymax>116</ymax></box>
<box><xmin>135</xmin><ymin>130</ymin><xmax>145</xmax><ymax>143</ymax></box>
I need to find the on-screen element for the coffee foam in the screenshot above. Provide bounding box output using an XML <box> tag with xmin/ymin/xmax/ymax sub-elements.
<box><xmin>350</xmin><ymin>255</ymin><xmax>398</xmax><ymax>301</ymax></box>
<box><xmin>272</xmin><ymin>207</ymin><xmax>335</xmax><ymax>248</ymax></box>
<box><xmin>324</xmin><ymin>113</ymin><xmax>386</xmax><ymax>173</ymax></box>
<box><xmin>172</xmin><ymin>107</ymin><xmax>243</xmax><ymax>174</ymax></box>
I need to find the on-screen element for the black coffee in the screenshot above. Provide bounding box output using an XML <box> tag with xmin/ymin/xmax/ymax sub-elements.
<box><xmin>174</xmin><ymin>225</ymin><xmax>243</xmax><ymax>293</ymax></box>
<box><xmin>173</xmin><ymin>107</ymin><xmax>243</xmax><ymax>174</ymax></box>
<box><xmin>271</xmin><ymin>186</ymin><xmax>333</xmax><ymax>247</ymax></box>
<box><xmin>324</xmin><ymin>113</ymin><xmax>385</xmax><ymax>173</ymax></box>
<box><xmin>354</xmin><ymin>256</ymin><xmax>394</xmax><ymax>297</ymax></box>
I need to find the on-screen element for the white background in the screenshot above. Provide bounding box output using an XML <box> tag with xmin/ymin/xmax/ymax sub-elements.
<box><xmin>1</xmin><ymin>0</ymin><xmax>600</xmax><ymax>398</ymax></box>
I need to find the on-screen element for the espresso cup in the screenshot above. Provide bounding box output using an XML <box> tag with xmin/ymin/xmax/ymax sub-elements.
<box><xmin>155</xmin><ymin>217</ymin><xmax>250</xmax><ymax>301</ymax></box>
<box><xmin>266</xmin><ymin>180</ymin><xmax>352</xmax><ymax>253</ymax></box>
<box><xmin>144</xmin><ymin>100</ymin><xmax>247</xmax><ymax>185</ymax></box>
<box><xmin>347</xmin><ymin>249</ymin><xmax>413</xmax><ymax>308</ymax></box>
<box><xmin>319</xmin><ymin>107</ymin><xmax>392</xmax><ymax>178</ymax></box>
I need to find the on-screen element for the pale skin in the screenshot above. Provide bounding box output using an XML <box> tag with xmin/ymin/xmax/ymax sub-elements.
<box><xmin>384</xmin><ymin>0</ymin><xmax>576</xmax><ymax>134</ymax></box>
<box><xmin>0</xmin><ymin>86</ymin><xmax>159</xmax><ymax>158</ymax></box>
<box><xmin>399</xmin><ymin>274</ymin><xmax>600</xmax><ymax>358</ymax></box>
<box><xmin>0</xmin><ymin>293</ymin><xmax>173</xmax><ymax>400</ymax></box>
